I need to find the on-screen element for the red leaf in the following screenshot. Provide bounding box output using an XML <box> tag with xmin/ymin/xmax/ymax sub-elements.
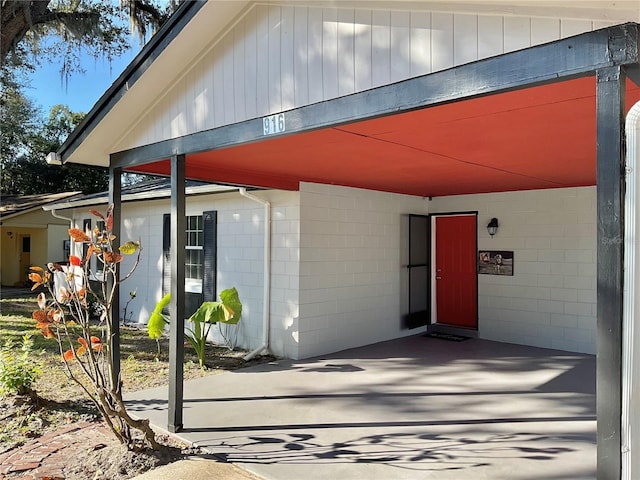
<box><xmin>30</xmin><ymin>266</ymin><xmax>44</xmax><ymax>273</ymax></box>
<box><xmin>89</xmin><ymin>209</ymin><xmax>105</xmax><ymax>220</ymax></box>
<box><xmin>85</xmin><ymin>244</ymin><xmax>95</xmax><ymax>262</ymax></box>
<box><xmin>69</xmin><ymin>255</ymin><xmax>82</xmax><ymax>266</ymax></box>
<box><xmin>48</xmin><ymin>262</ymin><xmax>63</xmax><ymax>272</ymax></box>
<box><xmin>78</xmin><ymin>337</ymin><xmax>88</xmax><ymax>348</ymax></box>
<box><xmin>28</xmin><ymin>273</ymin><xmax>42</xmax><ymax>284</ymax></box>
<box><xmin>63</xmin><ymin>350</ymin><xmax>74</xmax><ymax>362</ymax></box>
<box><xmin>68</xmin><ymin>228</ymin><xmax>91</xmax><ymax>243</ymax></box>
<box><xmin>33</xmin><ymin>310</ymin><xmax>47</xmax><ymax>322</ymax></box>
<box><xmin>77</xmin><ymin>345</ymin><xmax>86</xmax><ymax>356</ymax></box>
<box><xmin>42</xmin><ymin>327</ymin><xmax>55</xmax><ymax>339</ymax></box>
<box><xmin>103</xmin><ymin>252</ymin><xmax>123</xmax><ymax>264</ymax></box>
<box><xmin>106</xmin><ymin>206</ymin><xmax>113</xmax><ymax>232</ymax></box>
<box><xmin>90</xmin><ymin>336</ymin><xmax>101</xmax><ymax>344</ymax></box>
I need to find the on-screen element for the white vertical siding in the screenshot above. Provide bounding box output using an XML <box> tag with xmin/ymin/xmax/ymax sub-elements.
<box><xmin>371</xmin><ymin>9</ymin><xmax>391</xmax><ymax>87</ymax></box>
<box><xmin>338</xmin><ymin>8</ymin><xmax>355</xmax><ymax>96</ymax></box>
<box><xmin>504</xmin><ymin>16</ymin><xmax>531</xmax><ymax>52</ymax></box>
<box><xmin>354</xmin><ymin>9</ymin><xmax>373</xmax><ymax>91</ymax></box>
<box><xmin>119</xmin><ymin>3</ymin><xmax>628</xmax><ymax>150</ymax></box>
<box><xmin>307</xmin><ymin>7</ymin><xmax>324</xmax><ymax>104</ymax></box>
<box><xmin>293</xmin><ymin>6</ymin><xmax>309</xmax><ymax>106</ymax></box>
<box><xmin>431</xmin><ymin>12</ymin><xmax>453</xmax><ymax>71</ymax></box>
<box><xmin>280</xmin><ymin>6</ymin><xmax>295</xmax><ymax>110</ymax></box>
<box><xmin>322</xmin><ymin>7</ymin><xmax>339</xmax><ymax>99</ymax></box>
<box><xmin>454</xmin><ymin>14</ymin><xmax>478</xmax><ymax>66</ymax></box>
<box><xmin>255</xmin><ymin>4</ymin><xmax>270</xmax><ymax>118</ymax></box>
<box><xmin>410</xmin><ymin>11</ymin><xmax>431</xmax><ymax>77</ymax></box>
<box><xmin>390</xmin><ymin>11</ymin><xmax>411</xmax><ymax>82</ymax></box>
<box><xmin>243</xmin><ymin>8</ymin><xmax>258</xmax><ymax>120</ymax></box>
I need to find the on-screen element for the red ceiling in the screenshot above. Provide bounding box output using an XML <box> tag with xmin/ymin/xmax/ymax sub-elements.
<box><xmin>130</xmin><ymin>76</ymin><xmax>640</xmax><ymax>197</ymax></box>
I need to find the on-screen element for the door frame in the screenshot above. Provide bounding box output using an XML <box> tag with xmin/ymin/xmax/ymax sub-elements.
<box><xmin>18</xmin><ymin>234</ymin><xmax>31</xmax><ymax>286</ymax></box>
<box><xmin>405</xmin><ymin>214</ymin><xmax>432</xmax><ymax>329</ymax></box>
<box><xmin>430</xmin><ymin>211</ymin><xmax>479</xmax><ymax>330</ymax></box>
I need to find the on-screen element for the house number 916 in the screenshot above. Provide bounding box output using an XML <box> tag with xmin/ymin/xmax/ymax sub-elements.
<box><xmin>263</xmin><ymin>113</ymin><xmax>285</xmax><ymax>135</ymax></box>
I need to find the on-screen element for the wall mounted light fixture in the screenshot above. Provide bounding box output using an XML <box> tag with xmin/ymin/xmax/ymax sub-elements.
<box><xmin>6</xmin><ymin>231</ymin><xmax>13</xmax><ymax>239</ymax></box>
<box><xmin>487</xmin><ymin>218</ymin><xmax>499</xmax><ymax>237</ymax></box>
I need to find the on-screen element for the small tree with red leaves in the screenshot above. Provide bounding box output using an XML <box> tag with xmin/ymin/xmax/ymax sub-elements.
<box><xmin>29</xmin><ymin>207</ymin><xmax>160</xmax><ymax>450</ymax></box>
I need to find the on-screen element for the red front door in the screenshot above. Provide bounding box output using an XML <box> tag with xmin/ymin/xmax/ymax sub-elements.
<box><xmin>435</xmin><ymin>215</ymin><xmax>477</xmax><ymax>328</ymax></box>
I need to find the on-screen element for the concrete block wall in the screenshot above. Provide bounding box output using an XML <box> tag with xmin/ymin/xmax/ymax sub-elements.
<box><xmin>430</xmin><ymin>186</ymin><xmax>596</xmax><ymax>354</ymax></box>
<box><xmin>297</xmin><ymin>182</ymin><xmax>428</xmax><ymax>359</ymax></box>
<box><xmin>214</xmin><ymin>190</ymin><xmax>301</xmax><ymax>359</ymax></box>
<box><xmin>64</xmin><ymin>189</ymin><xmax>300</xmax><ymax>358</ymax></box>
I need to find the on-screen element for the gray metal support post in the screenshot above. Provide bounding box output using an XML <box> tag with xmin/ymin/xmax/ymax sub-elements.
<box><xmin>168</xmin><ymin>154</ymin><xmax>186</xmax><ymax>433</ymax></box>
<box><xmin>596</xmin><ymin>65</ymin><xmax>626</xmax><ymax>480</ymax></box>
<box><xmin>108</xmin><ymin>166</ymin><xmax>122</xmax><ymax>387</ymax></box>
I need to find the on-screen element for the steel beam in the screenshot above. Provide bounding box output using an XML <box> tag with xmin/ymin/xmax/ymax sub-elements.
<box><xmin>596</xmin><ymin>65</ymin><xmax>626</xmax><ymax>480</ymax></box>
<box><xmin>168</xmin><ymin>154</ymin><xmax>186</xmax><ymax>433</ymax></box>
<box><xmin>108</xmin><ymin>166</ymin><xmax>121</xmax><ymax>387</ymax></box>
<box><xmin>111</xmin><ymin>23</ymin><xmax>639</xmax><ymax>169</ymax></box>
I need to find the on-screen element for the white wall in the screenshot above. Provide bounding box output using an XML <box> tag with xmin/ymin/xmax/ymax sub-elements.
<box><xmin>430</xmin><ymin>187</ymin><xmax>596</xmax><ymax>354</ymax></box>
<box><xmin>58</xmin><ymin>184</ymin><xmax>596</xmax><ymax>359</ymax></box>
<box><xmin>297</xmin><ymin>182</ymin><xmax>428</xmax><ymax>359</ymax></box>
<box><xmin>64</xmin><ymin>189</ymin><xmax>300</xmax><ymax>359</ymax></box>
<box><xmin>47</xmin><ymin>224</ymin><xmax>69</xmax><ymax>262</ymax></box>
<box><xmin>118</xmin><ymin>2</ymin><xmax>622</xmax><ymax>151</ymax></box>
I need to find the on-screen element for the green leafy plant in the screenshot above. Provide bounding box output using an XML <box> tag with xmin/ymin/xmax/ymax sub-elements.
<box><xmin>29</xmin><ymin>206</ymin><xmax>161</xmax><ymax>450</ymax></box>
<box><xmin>0</xmin><ymin>335</ymin><xmax>41</xmax><ymax>397</ymax></box>
<box><xmin>148</xmin><ymin>287</ymin><xmax>242</xmax><ymax>368</ymax></box>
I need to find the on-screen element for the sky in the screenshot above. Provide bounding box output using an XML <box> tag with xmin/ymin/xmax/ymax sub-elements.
<box><xmin>27</xmin><ymin>47</ymin><xmax>140</xmax><ymax>116</ymax></box>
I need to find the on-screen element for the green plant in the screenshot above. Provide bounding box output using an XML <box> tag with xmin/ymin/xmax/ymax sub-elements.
<box><xmin>148</xmin><ymin>287</ymin><xmax>242</xmax><ymax>369</ymax></box>
<box><xmin>0</xmin><ymin>335</ymin><xmax>41</xmax><ymax>397</ymax></box>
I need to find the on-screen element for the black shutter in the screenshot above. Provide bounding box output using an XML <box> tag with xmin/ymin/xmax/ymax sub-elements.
<box><xmin>162</xmin><ymin>213</ymin><xmax>171</xmax><ymax>296</ymax></box>
<box><xmin>82</xmin><ymin>218</ymin><xmax>91</xmax><ymax>262</ymax></box>
<box><xmin>202</xmin><ymin>211</ymin><xmax>217</xmax><ymax>302</ymax></box>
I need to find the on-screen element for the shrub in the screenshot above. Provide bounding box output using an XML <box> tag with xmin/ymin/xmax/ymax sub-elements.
<box><xmin>29</xmin><ymin>206</ymin><xmax>160</xmax><ymax>450</ymax></box>
<box><xmin>0</xmin><ymin>335</ymin><xmax>40</xmax><ymax>397</ymax></box>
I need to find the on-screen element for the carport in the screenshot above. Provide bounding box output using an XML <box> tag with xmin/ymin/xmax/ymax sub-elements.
<box><xmin>126</xmin><ymin>335</ymin><xmax>596</xmax><ymax>480</ymax></box>
<box><xmin>56</xmin><ymin>16</ymin><xmax>640</xmax><ymax>478</ymax></box>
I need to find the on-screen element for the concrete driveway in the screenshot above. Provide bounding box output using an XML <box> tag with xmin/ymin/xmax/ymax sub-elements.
<box><xmin>126</xmin><ymin>335</ymin><xmax>596</xmax><ymax>480</ymax></box>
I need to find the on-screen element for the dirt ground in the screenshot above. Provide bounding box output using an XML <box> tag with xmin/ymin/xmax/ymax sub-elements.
<box><xmin>0</xmin><ymin>286</ymin><xmax>275</xmax><ymax>479</ymax></box>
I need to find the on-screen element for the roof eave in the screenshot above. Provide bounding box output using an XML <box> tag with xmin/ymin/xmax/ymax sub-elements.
<box><xmin>55</xmin><ymin>0</ymin><xmax>206</xmax><ymax>164</ymax></box>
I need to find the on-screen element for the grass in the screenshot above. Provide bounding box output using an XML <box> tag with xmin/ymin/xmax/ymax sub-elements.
<box><xmin>0</xmin><ymin>289</ymin><xmax>274</xmax><ymax>453</ymax></box>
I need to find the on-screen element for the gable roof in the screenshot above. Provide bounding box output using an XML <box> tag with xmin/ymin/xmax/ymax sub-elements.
<box><xmin>55</xmin><ymin>2</ymin><xmax>640</xmax><ymax>198</ymax></box>
<box><xmin>56</xmin><ymin>0</ymin><xmax>249</xmax><ymax>167</ymax></box>
<box><xmin>0</xmin><ymin>192</ymin><xmax>82</xmax><ymax>222</ymax></box>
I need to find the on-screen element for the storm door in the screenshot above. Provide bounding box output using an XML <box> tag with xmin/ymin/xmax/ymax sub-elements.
<box><xmin>405</xmin><ymin>214</ymin><xmax>430</xmax><ymax>329</ymax></box>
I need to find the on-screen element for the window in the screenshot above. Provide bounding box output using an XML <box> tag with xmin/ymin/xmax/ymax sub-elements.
<box><xmin>163</xmin><ymin>211</ymin><xmax>217</xmax><ymax>318</ymax></box>
<box><xmin>95</xmin><ymin>220</ymin><xmax>105</xmax><ymax>275</ymax></box>
<box><xmin>185</xmin><ymin>215</ymin><xmax>203</xmax><ymax>282</ymax></box>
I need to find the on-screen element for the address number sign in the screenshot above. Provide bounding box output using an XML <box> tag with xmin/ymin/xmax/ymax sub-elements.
<box><xmin>263</xmin><ymin>113</ymin><xmax>285</xmax><ymax>136</ymax></box>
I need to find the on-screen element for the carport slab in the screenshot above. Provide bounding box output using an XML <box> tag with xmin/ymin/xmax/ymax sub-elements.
<box><xmin>126</xmin><ymin>336</ymin><xmax>596</xmax><ymax>480</ymax></box>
